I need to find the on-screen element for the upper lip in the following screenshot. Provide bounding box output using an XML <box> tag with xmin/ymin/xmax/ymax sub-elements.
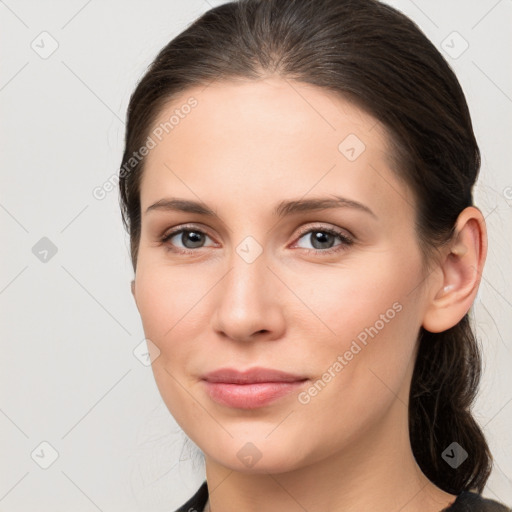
<box><xmin>202</xmin><ymin>367</ymin><xmax>308</xmax><ymax>384</ymax></box>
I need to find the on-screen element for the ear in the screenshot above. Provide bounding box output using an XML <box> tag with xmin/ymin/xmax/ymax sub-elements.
<box><xmin>422</xmin><ymin>206</ymin><xmax>487</xmax><ymax>333</ymax></box>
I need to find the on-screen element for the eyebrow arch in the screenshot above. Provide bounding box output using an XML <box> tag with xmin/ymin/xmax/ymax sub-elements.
<box><xmin>275</xmin><ymin>195</ymin><xmax>377</xmax><ymax>219</ymax></box>
<box><xmin>145</xmin><ymin>195</ymin><xmax>377</xmax><ymax>219</ymax></box>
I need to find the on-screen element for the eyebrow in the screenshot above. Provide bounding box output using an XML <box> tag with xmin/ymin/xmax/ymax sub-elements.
<box><xmin>145</xmin><ymin>195</ymin><xmax>377</xmax><ymax>219</ymax></box>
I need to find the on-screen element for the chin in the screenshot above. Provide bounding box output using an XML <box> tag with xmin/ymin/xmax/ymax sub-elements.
<box><xmin>199</xmin><ymin>432</ymin><xmax>314</xmax><ymax>474</ymax></box>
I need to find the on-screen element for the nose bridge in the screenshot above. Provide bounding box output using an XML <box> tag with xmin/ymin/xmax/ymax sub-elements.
<box><xmin>212</xmin><ymin>232</ymin><xmax>279</xmax><ymax>340</ymax></box>
<box><xmin>225</xmin><ymin>235</ymin><xmax>268</xmax><ymax>306</ymax></box>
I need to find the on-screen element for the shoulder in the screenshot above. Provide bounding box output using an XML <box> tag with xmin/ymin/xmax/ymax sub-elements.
<box><xmin>172</xmin><ymin>480</ymin><xmax>209</xmax><ymax>512</ymax></box>
<box><xmin>444</xmin><ymin>490</ymin><xmax>511</xmax><ymax>512</ymax></box>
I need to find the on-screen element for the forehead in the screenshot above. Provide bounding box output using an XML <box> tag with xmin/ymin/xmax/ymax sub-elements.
<box><xmin>149</xmin><ymin>77</ymin><xmax>389</xmax><ymax>152</ymax></box>
<box><xmin>139</xmin><ymin>78</ymin><xmax>414</xmax><ymax>221</ymax></box>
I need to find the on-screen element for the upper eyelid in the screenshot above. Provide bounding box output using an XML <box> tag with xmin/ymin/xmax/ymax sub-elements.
<box><xmin>295</xmin><ymin>223</ymin><xmax>353</xmax><ymax>239</ymax></box>
<box><xmin>163</xmin><ymin>223</ymin><xmax>215</xmax><ymax>240</ymax></box>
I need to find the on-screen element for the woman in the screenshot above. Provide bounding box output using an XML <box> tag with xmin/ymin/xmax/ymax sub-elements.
<box><xmin>118</xmin><ymin>0</ymin><xmax>511</xmax><ymax>510</ymax></box>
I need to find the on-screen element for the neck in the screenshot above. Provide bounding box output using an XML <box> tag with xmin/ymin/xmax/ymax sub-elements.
<box><xmin>203</xmin><ymin>397</ymin><xmax>457</xmax><ymax>512</ymax></box>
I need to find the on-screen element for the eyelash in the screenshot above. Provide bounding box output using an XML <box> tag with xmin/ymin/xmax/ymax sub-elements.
<box><xmin>160</xmin><ymin>223</ymin><xmax>354</xmax><ymax>256</ymax></box>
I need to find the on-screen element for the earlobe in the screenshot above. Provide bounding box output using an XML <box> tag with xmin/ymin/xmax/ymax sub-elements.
<box><xmin>422</xmin><ymin>207</ymin><xmax>487</xmax><ymax>333</ymax></box>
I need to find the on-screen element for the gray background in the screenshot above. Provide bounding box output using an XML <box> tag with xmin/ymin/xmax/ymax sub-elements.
<box><xmin>1</xmin><ymin>0</ymin><xmax>511</xmax><ymax>510</ymax></box>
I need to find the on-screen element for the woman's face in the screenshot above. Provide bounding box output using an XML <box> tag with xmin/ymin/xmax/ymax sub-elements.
<box><xmin>131</xmin><ymin>78</ymin><xmax>434</xmax><ymax>473</ymax></box>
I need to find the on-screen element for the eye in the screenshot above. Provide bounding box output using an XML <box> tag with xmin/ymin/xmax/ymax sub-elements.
<box><xmin>160</xmin><ymin>225</ymin><xmax>216</xmax><ymax>254</ymax></box>
<box><xmin>160</xmin><ymin>224</ymin><xmax>354</xmax><ymax>255</ymax></box>
<box><xmin>293</xmin><ymin>225</ymin><xmax>354</xmax><ymax>254</ymax></box>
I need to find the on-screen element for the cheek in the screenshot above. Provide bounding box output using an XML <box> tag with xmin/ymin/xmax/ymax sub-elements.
<box><xmin>298</xmin><ymin>252</ymin><xmax>422</xmax><ymax>394</ymax></box>
<box><xmin>133</xmin><ymin>264</ymin><xmax>210</xmax><ymax>429</ymax></box>
<box><xmin>301</xmin><ymin>255</ymin><xmax>417</xmax><ymax>343</ymax></box>
<box><xmin>134</xmin><ymin>263</ymin><xmax>209</xmax><ymax>344</ymax></box>
<box><xmin>291</xmin><ymin>271</ymin><xmax>420</xmax><ymax>451</ymax></box>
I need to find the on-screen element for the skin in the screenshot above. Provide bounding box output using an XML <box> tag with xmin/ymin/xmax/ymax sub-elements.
<box><xmin>130</xmin><ymin>77</ymin><xmax>487</xmax><ymax>512</ymax></box>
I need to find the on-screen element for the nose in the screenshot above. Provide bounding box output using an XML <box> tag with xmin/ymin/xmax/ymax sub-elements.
<box><xmin>210</xmin><ymin>247</ymin><xmax>286</xmax><ymax>343</ymax></box>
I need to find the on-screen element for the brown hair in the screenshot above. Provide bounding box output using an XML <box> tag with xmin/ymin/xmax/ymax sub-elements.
<box><xmin>119</xmin><ymin>0</ymin><xmax>492</xmax><ymax>494</ymax></box>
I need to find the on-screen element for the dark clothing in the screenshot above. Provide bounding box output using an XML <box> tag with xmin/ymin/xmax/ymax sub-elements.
<box><xmin>174</xmin><ymin>480</ymin><xmax>511</xmax><ymax>512</ymax></box>
<box><xmin>174</xmin><ymin>481</ymin><xmax>208</xmax><ymax>512</ymax></box>
<box><xmin>441</xmin><ymin>491</ymin><xmax>511</xmax><ymax>511</ymax></box>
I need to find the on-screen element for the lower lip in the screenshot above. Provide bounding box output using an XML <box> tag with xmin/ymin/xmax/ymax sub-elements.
<box><xmin>203</xmin><ymin>380</ymin><xmax>308</xmax><ymax>409</ymax></box>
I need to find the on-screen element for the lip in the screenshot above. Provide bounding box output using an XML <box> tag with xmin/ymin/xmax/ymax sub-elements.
<box><xmin>201</xmin><ymin>367</ymin><xmax>309</xmax><ymax>409</ymax></box>
<box><xmin>202</xmin><ymin>367</ymin><xmax>307</xmax><ymax>384</ymax></box>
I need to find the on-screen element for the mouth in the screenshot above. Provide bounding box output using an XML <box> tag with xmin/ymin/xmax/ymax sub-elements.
<box><xmin>201</xmin><ymin>367</ymin><xmax>309</xmax><ymax>409</ymax></box>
